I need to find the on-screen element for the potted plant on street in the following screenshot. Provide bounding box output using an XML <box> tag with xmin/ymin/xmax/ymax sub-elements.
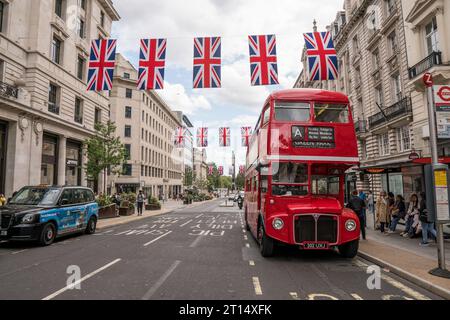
<box><xmin>119</xmin><ymin>193</ymin><xmax>136</xmax><ymax>216</ymax></box>
<box><xmin>146</xmin><ymin>196</ymin><xmax>161</xmax><ymax>211</ymax></box>
<box><xmin>96</xmin><ymin>194</ymin><xmax>118</xmax><ymax>219</ymax></box>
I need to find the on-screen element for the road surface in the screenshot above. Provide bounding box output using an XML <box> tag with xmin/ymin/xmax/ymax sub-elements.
<box><xmin>0</xmin><ymin>200</ymin><xmax>442</xmax><ymax>300</ymax></box>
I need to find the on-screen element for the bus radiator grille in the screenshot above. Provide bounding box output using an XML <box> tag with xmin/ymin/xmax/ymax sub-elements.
<box><xmin>294</xmin><ymin>215</ymin><xmax>338</xmax><ymax>244</ymax></box>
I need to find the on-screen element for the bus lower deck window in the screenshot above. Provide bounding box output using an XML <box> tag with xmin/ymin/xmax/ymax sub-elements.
<box><xmin>272</xmin><ymin>185</ymin><xmax>308</xmax><ymax>196</ymax></box>
<box><xmin>272</xmin><ymin>162</ymin><xmax>308</xmax><ymax>184</ymax></box>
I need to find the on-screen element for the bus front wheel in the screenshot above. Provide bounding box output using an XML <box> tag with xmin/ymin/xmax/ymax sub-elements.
<box><xmin>258</xmin><ymin>223</ymin><xmax>274</xmax><ymax>257</ymax></box>
<box><xmin>338</xmin><ymin>240</ymin><xmax>359</xmax><ymax>259</ymax></box>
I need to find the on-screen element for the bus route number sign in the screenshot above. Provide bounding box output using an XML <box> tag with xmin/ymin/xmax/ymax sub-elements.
<box><xmin>292</xmin><ymin>126</ymin><xmax>336</xmax><ymax>149</ymax></box>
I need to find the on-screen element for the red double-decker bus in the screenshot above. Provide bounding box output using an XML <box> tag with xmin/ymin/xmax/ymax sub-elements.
<box><xmin>245</xmin><ymin>89</ymin><xmax>361</xmax><ymax>258</ymax></box>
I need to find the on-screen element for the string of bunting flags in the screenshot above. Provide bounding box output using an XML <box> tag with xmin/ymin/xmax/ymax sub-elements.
<box><xmin>87</xmin><ymin>31</ymin><xmax>337</xmax><ymax>92</ymax></box>
<box><xmin>174</xmin><ymin>127</ymin><xmax>253</xmax><ymax>148</ymax></box>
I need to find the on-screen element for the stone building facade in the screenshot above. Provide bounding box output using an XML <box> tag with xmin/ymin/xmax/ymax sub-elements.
<box><xmin>0</xmin><ymin>0</ymin><xmax>119</xmax><ymax>197</ymax></box>
<box><xmin>109</xmin><ymin>54</ymin><xmax>183</xmax><ymax>199</ymax></box>
<box><xmin>294</xmin><ymin>0</ymin><xmax>450</xmax><ymax>200</ymax></box>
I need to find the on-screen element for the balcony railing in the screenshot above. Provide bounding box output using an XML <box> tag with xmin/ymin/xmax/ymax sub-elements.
<box><xmin>0</xmin><ymin>81</ymin><xmax>18</xmax><ymax>99</ymax></box>
<box><xmin>354</xmin><ymin>120</ymin><xmax>368</xmax><ymax>134</ymax></box>
<box><xmin>408</xmin><ymin>51</ymin><xmax>442</xmax><ymax>79</ymax></box>
<box><xmin>369</xmin><ymin>97</ymin><xmax>412</xmax><ymax>129</ymax></box>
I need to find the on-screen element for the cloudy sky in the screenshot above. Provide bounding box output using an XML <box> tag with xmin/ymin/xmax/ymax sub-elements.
<box><xmin>112</xmin><ymin>0</ymin><xmax>344</xmax><ymax>173</ymax></box>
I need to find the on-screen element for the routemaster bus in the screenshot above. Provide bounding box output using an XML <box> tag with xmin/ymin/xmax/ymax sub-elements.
<box><xmin>244</xmin><ymin>89</ymin><xmax>361</xmax><ymax>258</ymax></box>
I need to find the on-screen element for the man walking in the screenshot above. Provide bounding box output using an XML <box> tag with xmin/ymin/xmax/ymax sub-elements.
<box><xmin>348</xmin><ymin>190</ymin><xmax>367</xmax><ymax>240</ymax></box>
<box><xmin>137</xmin><ymin>190</ymin><xmax>145</xmax><ymax>216</ymax></box>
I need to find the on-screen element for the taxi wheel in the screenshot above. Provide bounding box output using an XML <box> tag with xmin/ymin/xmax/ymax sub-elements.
<box><xmin>39</xmin><ymin>223</ymin><xmax>56</xmax><ymax>246</ymax></box>
<box><xmin>338</xmin><ymin>240</ymin><xmax>359</xmax><ymax>259</ymax></box>
<box><xmin>85</xmin><ymin>217</ymin><xmax>97</xmax><ymax>235</ymax></box>
<box><xmin>258</xmin><ymin>223</ymin><xmax>274</xmax><ymax>257</ymax></box>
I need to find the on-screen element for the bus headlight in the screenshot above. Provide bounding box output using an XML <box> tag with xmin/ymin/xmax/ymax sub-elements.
<box><xmin>272</xmin><ymin>218</ymin><xmax>284</xmax><ymax>230</ymax></box>
<box><xmin>345</xmin><ymin>219</ymin><xmax>357</xmax><ymax>232</ymax></box>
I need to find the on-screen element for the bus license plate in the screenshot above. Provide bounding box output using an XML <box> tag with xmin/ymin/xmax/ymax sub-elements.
<box><xmin>304</xmin><ymin>243</ymin><xmax>329</xmax><ymax>250</ymax></box>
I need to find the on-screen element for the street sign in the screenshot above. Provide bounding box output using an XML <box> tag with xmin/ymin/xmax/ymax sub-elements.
<box><xmin>423</xmin><ymin>72</ymin><xmax>433</xmax><ymax>87</ymax></box>
<box><xmin>434</xmin><ymin>169</ymin><xmax>450</xmax><ymax>222</ymax></box>
<box><xmin>434</xmin><ymin>85</ymin><xmax>450</xmax><ymax>139</ymax></box>
<box><xmin>409</xmin><ymin>152</ymin><xmax>420</xmax><ymax>160</ymax></box>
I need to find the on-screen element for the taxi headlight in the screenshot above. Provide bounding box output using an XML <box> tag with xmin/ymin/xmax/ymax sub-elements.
<box><xmin>21</xmin><ymin>214</ymin><xmax>38</xmax><ymax>224</ymax></box>
<box><xmin>345</xmin><ymin>219</ymin><xmax>357</xmax><ymax>232</ymax></box>
<box><xmin>272</xmin><ymin>218</ymin><xmax>284</xmax><ymax>230</ymax></box>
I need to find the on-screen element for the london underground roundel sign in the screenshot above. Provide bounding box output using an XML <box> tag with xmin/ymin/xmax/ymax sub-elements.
<box><xmin>437</xmin><ymin>86</ymin><xmax>450</xmax><ymax>103</ymax></box>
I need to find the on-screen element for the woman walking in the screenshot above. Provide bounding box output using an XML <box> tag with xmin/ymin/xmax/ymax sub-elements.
<box><xmin>376</xmin><ymin>191</ymin><xmax>389</xmax><ymax>234</ymax></box>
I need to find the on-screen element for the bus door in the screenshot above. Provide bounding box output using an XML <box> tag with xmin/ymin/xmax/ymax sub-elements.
<box><xmin>259</xmin><ymin>174</ymin><xmax>268</xmax><ymax>215</ymax></box>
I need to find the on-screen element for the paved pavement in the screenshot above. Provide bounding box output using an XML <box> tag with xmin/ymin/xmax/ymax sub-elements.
<box><xmin>0</xmin><ymin>201</ymin><xmax>443</xmax><ymax>300</ymax></box>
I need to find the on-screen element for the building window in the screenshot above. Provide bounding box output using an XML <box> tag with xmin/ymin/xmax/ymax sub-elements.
<box><xmin>51</xmin><ymin>36</ymin><xmax>62</xmax><ymax>64</ymax></box>
<box><xmin>375</xmin><ymin>86</ymin><xmax>384</xmax><ymax>107</ymax></box>
<box><xmin>124</xmin><ymin>125</ymin><xmax>131</xmax><ymax>138</ymax></box>
<box><xmin>372</xmin><ymin>49</ymin><xmax>380</xmax><ymax>71</ymax></box>
<box><xmin>360</xmin><ymin>140</ymin><xmax>368</xmax><ymax>160</ymax></box>
<box><xmin>122</xmin><ymin>164</ymin><xmax>132</xmax><ymax>176</ymax></box>
<box><xmin>79</xmin><ymin>0</ymin><xmax>86</xmax><ymax>10</ymax></box>
<box><xmin>100</xmin><ymin>11</ymin><xmax>105</xmax><ymax>28</ymax></box>
<box><xmin>397</xmin><ymin>126</ymin><xmax>411</xmax><ymax>152</ymax></box>
<box><xmin>425</xmin><ymin>17</ymin><xmax>439</xmax><ymax>55</ymax></box>
<box><xmin>124</xmin><ymin>144</ymin><xmax>131</xmax><ymax>160</ymax></box>
<box><xmin>48</xmin><ymin>83</ymin><xmax>60</xmax><ymax>114</ymax></box>
<box><xmin>354</xmin><ymin>66</ymin><xmax>361</xmax><ymax>87</ymax></box>
<box><xmin>125</xmin><ymin>106</ymin><xmax>132</xmax><ymax>119</ymax></box>
<box><xmin>124</xmin><ymin>72</ymin><xmax>130</xmax><ymax>79</ymax></box>
<box><xmin>385</xmin><ymin>0</ymin><xmax>396</xmax><ymax>17</ymax></box>
<box><xmin>55</xmin><ymin>0</ymin><xmax>64</xmax><ymax>19</ymax></box>
<box><xmin>77</xmin><ymin>18</ymin><xmax>85</xmax><ymax>38</ymax></box>
<box><xmin>392</xmin><ymin>73</ymin><xmax>402</xmax><ymax>102</ymax></box>
<box><xmin>126</xmin><ymin>88</ymin><xmax>133</xmax><ymax>99</ymax></box>
<box><xmin>378</xmin><ymin>132</ymin><xmax>390</xmax><ymax>156</ymax></box>
<box><xmin>387</xmin><ymin>31</ymin><xmax>398</xmax><ymax>56</ymax></box>
<box><xmin>94</xmin><ymin>108</ymin><xmax>101</xmax><ymax>124</ymax></box>
<box><xmin>0</xmin><ymin>2</ymin><xmax>5</xmax><ymax>33</ymax></box>
<box><xmin>77</xmin><ymin>55</ymin><xmax>85</xmax><ymax>80</ymax></box>
<box><xmin>74</xmin><ymin>97</ymin><xmax>83</xmax><ymax>124</ymax></box>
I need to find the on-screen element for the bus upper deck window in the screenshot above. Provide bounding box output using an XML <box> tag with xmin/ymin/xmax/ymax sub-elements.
<box><xmin>314</xmin><ymin>103</ymin><xmax>349</xmax><ymax>123</ymax></box>
<box><xmin>275</xmin><ymin>102</ymin><xmax>310</xmax><ymax>122</ymax></box>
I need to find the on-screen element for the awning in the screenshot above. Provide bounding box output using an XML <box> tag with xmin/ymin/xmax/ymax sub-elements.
<box><xmin>412</xmin><ymin>157</ymin><xmax>450</xmax><ymax>164</ymax></box>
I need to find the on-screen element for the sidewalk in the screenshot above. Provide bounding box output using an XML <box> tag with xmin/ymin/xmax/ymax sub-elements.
<box><xmin>359</xmin><ymin>211</ymin><xmax>450</xmax><ymax>299</ymax></box>
<box><xmin>97</xmin><ymin>199</ymin><xmax>216</xmax><ymax>230</ymax></box>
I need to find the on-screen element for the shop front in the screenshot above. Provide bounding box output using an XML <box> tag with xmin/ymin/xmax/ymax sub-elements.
<box><xmin>66</xmin><ymin>140</ymin><xmax>82</xmax><ymax>186</ymax></box>
<box><xmin>115</xmin><ymin>183</ymin><xmax>140</xmax><ymax>194</ymax></box>
<box><xmin>41</xmin><ymin>134</ymin><xmax>58</xmax><ymax>185</ymax></box>
<box><xmin>0</xmin><ymin>121</ymin><xmax>7</xmax><ymax>194</ymax></box>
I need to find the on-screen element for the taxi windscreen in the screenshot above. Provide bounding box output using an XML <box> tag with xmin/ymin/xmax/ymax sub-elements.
<box><xmin>9</xmin><ymin>187</ymin><xmax>61</xmax><ymax>206</ymax></box>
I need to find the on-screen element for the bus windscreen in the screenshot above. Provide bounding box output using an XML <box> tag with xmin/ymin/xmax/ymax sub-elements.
<box><xmin>314</xmin><ymin>103</ymin><xmax>349</xmax><ymax>123</ymax></box>
<box><xmin>275</xmin><ymin>102</ymin><xmax>310</xmax><ymax>122</ymax></box>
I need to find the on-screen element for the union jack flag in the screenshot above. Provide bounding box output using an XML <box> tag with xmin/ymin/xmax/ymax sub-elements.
<box><xmin>193</xmin><ymin>37</ymin><xmax>221</xmax><ymax>89</ymax></box>
<box><xmin>303</xmin><ymin>32</ymin><xmax>338</xmax><ymax>81</ymax></box>
<box><xmin>87</xmin><ymin>39</ymin><xmax>117</xmax><ymax>91</ymax></box>
<box><xmin>138</xmin><ymin>39</ymin><xmax>167</xmax><ymax>90</ymax></box>
<box><xmin>248</xmin><ymin>35</ymin><xmax>279</xmax><ymax>86</ymax></box>
<box><xmin>197</xmin><ymin>127</ymin><xmax>208</xmax><ymax>148</ymax></box>
<box><xmin>241</xmin><ymin>127</ymin><xmax>252</xmax><ymax>147</ymax></box>
<box><xmin>174</xmin><ymin>127</ymin><xmax>185</xmax><ymax>148</ymax></box>
<box><xmin>239</xmin><ymin>165</ymin><xmax>246</xmax><ymax>175</ymax></box>
<box><xmin>218</xmin><ymin>166</ymin><xmax>224</xmax><ymax>176</ymax></box>
<box><xmin>208</xmin><ymin>165</ymin><xmax>214</xmax><ymax>175</ymax></box>
<box><xmin>219</xmin><ymin>127</ymin><xmax>230</xmax><ymax>147</ymax></box>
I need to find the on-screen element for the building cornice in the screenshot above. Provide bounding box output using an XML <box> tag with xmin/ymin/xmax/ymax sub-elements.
<box><xmin>98</xmin><ymin>0</ymin><xmax>121</xmax><ymax>21</ymax></box>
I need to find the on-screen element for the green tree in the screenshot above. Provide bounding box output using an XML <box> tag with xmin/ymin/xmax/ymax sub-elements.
<box><xmin>219</xmin><ymin>176</ymin><xmax>233</xmax><ymax>189</ymax></box>
<box><xmin>207</xmin><ymin>163</ymin><xmax>220</xmax><ymax>190</ymax></box>
<box><xmin>235</xmin><ymin>173</ymin><xmax>245</xmax><ymax>190</ymax></box>
<box><xmin>184</xmin><ymin>167</ymin><xmax>194</xmax><ymax>187</ymax></box>
<box><xmin>84</xmin><ymin>121</ymin><xmax>126</xmax><ymax>194</ymax></box>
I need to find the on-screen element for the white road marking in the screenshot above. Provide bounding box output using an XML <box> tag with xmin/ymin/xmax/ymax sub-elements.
<box><xmin>195</xmin><ymin>214</ymin><xmax>203</xmax><ymax>219</ymax></box>
<box><xmin>189</xmin><ymin>235</ymin><xmax>204</xmax><ymax>248</ymax></box>
<box><xmin>355</xmin><ymin>259</ymin><xmax>430</xmax><ymax>300</ymax></box>
<box><xmin>42</xmin><ymin>258</ymin><xmax>122</xmax><ymax>300</ymax></box>
<box><xmin>381</xmin><ymin>274</ymin><xmax>430</xmax><ymax>300</ymax></box>
<box><xmin>142</xmin><ymin>260</ymin><xmax>181</xmax><ymax>300</ymax></box>
<box><xmin>351</xmin><ymin>293</ymin><xmax>364</xmax><ymax>300</ymax></box>
<box><xmin>180</xmin><ymin>219</ymin><xmax>193</xmax><ymax>227</ymax></box>
<box><xmin>11</xmin><ymin>250</ymin><xmax>27</xmax><ymax>255</ymax></box>
<box><xmin>143</xmin><ymin>231</ymin><xmax>173</xmax><ymax>247</ymax></box>
<box><xmin>249</xmin><ymin>260</ymin><xmax>255</xmax><ymax>266</ymax></box>
<box><xmin>244</xmin><ymin>235</ymin><xmax>248</xmax><ymax>240</ymax></box>
<box><xmin>252</xmin><ymin>277</ymin><xmax>263</xmax><ymax>295</ymax></box>
<box><xmin>245</xmin><ymin>243</ymin><xmax>250</xmax><ymax>248</ymax></box>
<box><xmin>290</xmin><ymin>292</ymin><xmax>300</xmax><ymax>300</ymax></box>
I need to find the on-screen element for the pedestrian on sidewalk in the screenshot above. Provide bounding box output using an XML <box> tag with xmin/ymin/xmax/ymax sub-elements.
<box><xmin>419</xmin><ymin>192</ymin><xmax>437</xmax><ymax>247</ymax></box>
<box><xmin>401</xmin><ymin>194</ymin><xmax>419</xmax><ymax>238</ymax></box>
<box><xmin>388</xmin><ymin>195</ymin><xmax>406</xmax><ymax>233</ymax></box>
<box><xmin>137</xmin><ymin>190</ymin><xmax>145</xmax><ymax>216</ymax></box>
<box><xmin>348</xmin><ymin>190</ymin><xmax>366</xmax><ymax>240</ymax></box>
<box><xmin>376</xmin><ymin>191</ymin><xmax>389</xmax><ymax>234</ymax></box>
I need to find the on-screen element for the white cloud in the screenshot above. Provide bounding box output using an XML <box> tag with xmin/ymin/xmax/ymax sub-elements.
<box><xmin>159</xmin><ymin>82</ymin><xmax>211</xmax><ymax>115</ymax></box>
